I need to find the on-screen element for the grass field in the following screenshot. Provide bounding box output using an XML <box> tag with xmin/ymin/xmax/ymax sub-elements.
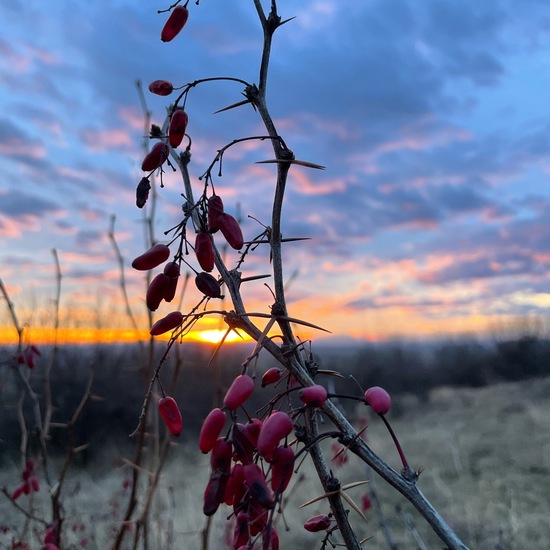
<box><xmin>1</xmin><ymin>374</ymin><xmax>549</xmax><ymax>549</ymax></box>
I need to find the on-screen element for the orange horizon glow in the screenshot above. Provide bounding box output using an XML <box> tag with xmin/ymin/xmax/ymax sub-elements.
<box><xmin>0</xmin><ymin>326</ymin><xmax>254</xmax><ymax>346</ymax></box>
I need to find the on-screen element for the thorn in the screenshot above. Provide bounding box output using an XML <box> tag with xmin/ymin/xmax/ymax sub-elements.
<box><xmin>255</xmin><ymin>159</ymin><xmax>326</xmax><ymax>170</ymax></box>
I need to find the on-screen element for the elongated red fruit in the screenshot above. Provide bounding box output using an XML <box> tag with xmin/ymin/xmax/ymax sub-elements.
<box><xmin>304</xmin><ymin>514</ymin><xmax>332</xmax><ymax>532</ymax></box>
<box><xmin>223</xmin><ymin>374</ymin><xmax>254</xmax><ymax>410</ymax></box>
<box><xmin>199</xmin><ymin>408</ymin><xmax>227</xmax><ymax>453</ymax></box>
<box><xmin>161</xmin><ymin>5</ymin><xmax>189</xmax><ymax>42</ymax></box>
<box><xmin>365</xmin><ymin>386</ymin><xmax>391</xmax><ymax>415</ymax></box>
<box><xmin>132</xmin><ymin>244</ymin><xmax>171</xmax><ymax>270</ymax></box>
<box><xmin>163</xmin><ymin>261</ymin><xmax>180</xmax><ymax>278</ymax></box>
<box><xmin>146</xmin><ymin>273</ymin><xmax>171</xmax><ymax>311</ymax></box>
<box><xmin>233</xmin><ymin>511</ymin><xmax>250</xmax><ymax>549</ymax></box>
<box><xmin>263</xmin><ymin>527</ymin><xmax>279</xmax><ymax>550</ymax></box>
<box><xmin>159</xmin><ymin>396</ymin><xmax>183</xmax><ymax>436</ymax></box>
<box><xmin>203</xmin><ymin>470</ymin><xmax>228</xmax><ymax>516</ymax></box>
<box><xmin>218</xmin><ymin>213</ymin><xmax>244</xmax><ymax>250</ymax></box>
<box><xmin>150</xmin><ymin>311</ymin><xmax>184</xmax><ymax>336</ymax></box>
<box><xmin>261</xmin><ymin>367</ymin><xmax>282</xmax><ymax>387</ymax></box>
<box><xmin>136</xmin><ymin>177</ymin><xmax>151</xmax><ymax>208</ymax></box>
<box><xmin>208</xmin><ymin>195</ymin><xmax>224</xmax><ymax>233</ymax></box>
<box><xmin>249</xmin><ymin>500</ymin><xmax>268</xmax><ymax>535</ymax></box>
<box><xmin>168</xmin><ymin>108</ymin><xmax>188</xmax><ymax>148</ymax></box>
<box><xmin>210</xmin><ymin>439</ymin><xmax>233</xmax><ymax>472</ymax></box>
<box><xmin>244</xmin><ymin>463</ymin><xmax>274</xmax><ymax>509</ymax></box>
<box><xmin>195</xmin><ymin>232</ymin><xmax>214</xmax><ymax>272</ymax></box>
<box><xmin>232</xmin><ymin>423</ymin><xmax>255</xmax><ymax>464</ymax></box>
<box><xmin>245</xmin><ymin>418</ymin><xmax>262</xmax><ymax>447</ymax></box>
<box><xmin>224</xmin><ymin>463</ymin><xmax>245</xmax><ymax>506</ymax></box>
<box><xmin>195</xmin><ymin>272</ymin><xmax>222</xmax><ymax>298</ymax></box>
<box><xmin>298</xmin><ymin>385</ymin><xmax>328</xmax><ymax>407</ymax></box>
<box><xmin>148</xmin><ymin>80</ymin><xmax>174</xmax><ymax>96</ymax></box>
<box><xmin>257</xmin><ymin>411</ymin><xmax>293</xmax><ymax>461</ymax></box>
<box><xmin>163</xmin><ymin>261</ymin><xmax>180</xmax><ymax>302</ymax></box>
<box><xmin>270</xmin><ymin>445</ymin><xmax>295</xmax><ymax>493</ymax></box>
<box><xmin>141</xmin><ymin>142</ymin><xmax>169</xmax><ymax>172</ymax></box>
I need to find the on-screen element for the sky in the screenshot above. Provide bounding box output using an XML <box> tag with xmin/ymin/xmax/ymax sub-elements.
<box><xmin>1</xmin><ymin>0</ymin><xmax>550</xmax><ymax>344</ymax></box>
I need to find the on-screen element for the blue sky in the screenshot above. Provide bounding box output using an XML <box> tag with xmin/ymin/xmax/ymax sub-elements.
<box><xmin>1</xmin><ymin>0</ymin><xmax>550</xmax><ymax>342</ymax></box>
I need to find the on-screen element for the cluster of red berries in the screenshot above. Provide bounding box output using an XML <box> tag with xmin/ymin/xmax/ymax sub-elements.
<box><xmin>41</xmin><ymin>522</ymin><xmax>59</xmax><ymax>550</ymax></box>
<box><xmin>11</xmin><ymin>458</ymin><xmax>40</xmax><ymax>501</ymax></box>
<box><xmin>197</xmin><ymin>372</ymin><xmax>304</xmax><ymax>549</ymax></box>
<box><xmin>15</xmin><ymin>345</ymin><xmax>41</xmax><ymax>369</ymax></box>
<box><xmin>132</xmin><ymin>193</ymin><xmax>244</xmax><ymax>316</ymax></box>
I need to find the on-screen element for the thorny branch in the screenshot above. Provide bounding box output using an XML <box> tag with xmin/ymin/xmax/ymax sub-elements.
<box><xmin>129</xmin><ymin>1</ymin><xmax>470</xmax><ymax>548</ymax></box>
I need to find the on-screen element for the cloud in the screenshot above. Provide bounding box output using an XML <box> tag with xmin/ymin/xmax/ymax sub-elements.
<box><xmin>0</xmin><ymin>189</ymin><xmax>60</xmax><ymax>218</ymax></box>
<box><xmin>0</xmin><ymin>118</ymin><xmax>46</xmax><ymax>160</ymax></box>
<box><xmin>80</xmin><ymin>128</ymin><xmax>134</xmax><ymax>152</ymax></box>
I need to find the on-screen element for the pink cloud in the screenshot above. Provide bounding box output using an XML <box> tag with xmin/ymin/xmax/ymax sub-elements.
<box><xmin>81</xmin><ymin>128</ymin><xmax>133</xmax><ymax>152</ymax></box>
<box><xmin>0</xmin><ymin>215</ymin><xmax>24</xmax><ymax>238</ymax></box>
<box><xmin>62</xmin><ymin>251</ymin><xmax>110</xmax><ymax>264</ymax></box>
<box><xmin>0</xmin><ymin>137</ymin><xmax>46</xmax><ymax>159</ymax></box>
<box><xmin>26</xmin><ymin>45</ymin><xmax>60</xmax><ymax>66</ymax></box>
<box><xmin>0</xmin><ymin>42</ymin><xmax>31</xmax><ymax>74</ymax></box>
<box><xmin>290</xmin><ymin>170</ymin><xmax>346</xmax><ymax>196</ymax></box>
<box><xmin>0</xmin><ymin>214</ymin><xmax>42</xmax><ymax>237</ymax></box>
<box><xmin>118</xmin><ymin>106</ymin><xmax>145</xmax><ymax>131</ymax></box>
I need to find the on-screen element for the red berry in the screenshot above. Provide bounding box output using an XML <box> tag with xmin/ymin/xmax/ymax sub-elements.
<box><xmin>162</xmin><ymin>262</ymin><xmax>180</xmax><ymax>302</ymax></box>
<box><xmin>364</xmin><ymin>386</ymin><xmax>391</xmax><ymax>415</ymax></box>
<box><xmin>146</xmin><ymin>273</ymin><xmax>171</xmax><ymax>311</ymax></box>
<box><xmin>195</xmin><ymin>232</ymin><xmax>215</xmax><ymax>272</ymax></box>
<box><xmin>203</xmin><ymin>471</ymin><xmax>228</xmax><ymax>516</ymax></box>
<box><xmin>168</xmin><ymin>108</ymin><xmax>188</xmax><ymax>148</ymax></box>
<box><xmin>228</xmin><ymin>463</ymin><xmax>247</xmax><ymax>509</ymax></box>
<box><xmin>158</xmin><ymin>396</ymin><xmax>183</xmax><ymax>436</ymax></box>
<box><xmin>244</xmin><ymin>418</ymin><xmax>262</xmax><ymax>447</ymax></box>
<box><xmin>141</xmin><ymin>141</ymin><xmax>170</xmax><ymax>172</ymax></box>
<box><xmin>11</xmin><ymin>485</ymin><xmax>24</xmax><ymax>500</ymax></box>
<box><xmin>244</xmin><ymin>463</ymin><xmax>274</xmax><ymax>510</ymax></box>
<box><xmin>199</xmin><ymin>408</ymin><xmax>227</xmax><ymax>453</ymax></box>
<box><xmin>161</xmin><ymin>5</ymin><xmax>189</xmax><ymax>42</ymax></box>
<box><xmin>298</xmin><ymin>385</ymin><xmax>328</xmax><ymax>407</ymax></box>
<box><xmin>248</xmin><ymin>500</ymin><xmax>268</xmax><ymax>535</ymax></box>
<box><xmin>23</xmin><ymin>348</ymin><xmax>36</xmax><ymax>369</ymax></box>
<box><xmin>44</xmin><ymin>523</ymin><xmax>58</xmax><ymax>544</ymax></box>
<box><xmin>263</xmin><ymin>527</ymin><xmax>279</xmax><ymax>550</ymax></box>
<box><xmin>224</xmin><ymin>463</ymin><xmax>245</xmax><ymax>506</ymax></box>
<box><xmin>210</xmin><ymin>439</ymin><xmax>233</xmax><ymax>472</ymax></box>
<box><xmin>195</xmin><ymin>272</ymin><xmax>222</xmax><ymax>298</ymax></box>
<box><xmin>304</xmin><ymin>514</ymin><xmax>332</xmax><ymax>532</ymax></box>
<box><xmin>261</xmin><ymin>367</ymin><xmax>282</xmax><ymax>387</ymax></box>
<box><xmin>150</xmin><ymin>311</ymin><xmax>184</xmax><ymax>336</ymax></box>
<box><xmin>361</xmin><ymin>493</ymin><xmax>372</xmax><ymax>511</ymax></box>
<box><xmin>270</xmin><ymin>445</ymin><xmax>295</xmax><ymax>493</ymax></box>
<box><xmin>232</xmin><ymin>423</ymin><xmax>255</xmax><ymax>464</ymax></box>
<box><xmin>163</xmin><ymin>261</ymin><xmax>180</xmax><ymax>279</ymax></box>
<box><xmin>207</xmin><ymin>195</ymin><xmax>224</xmax><ymax>233</ymax></box>
<box><xmin>164</xmin><ymin>276</ymin><xmax>178</xmax><ymax>303</ymax></box>
<box><xmin>257</xmin><ymin>411</ymin><xmax>293</xmax><ymax>461</ymax></box>
<box><xmin>132</xmin><ymin>244</ymin><xmax>171</xmax><ymax>271</ymax></box>
<box><xmin>30</xmin><ymin>476</ymin><xmax>39</xmax><ymax>492</ymax></box>
<box><xmin>223</xmin><ymin>374</ymin><xmax>254</xmax><ymax>410</ymax></box>
<box><xmin>136</xmin><ymin>177</ymin><xmax>151</xmax><ymax>208</ymax></box>
<box><xmin>148</xmin><ymin>80</ymin><xmax>174</xmax><ymax>96</ymax></box>
<box><xmin>218</xmin><ymin>213</ymin><xmax>244</xmax><ymax>250</ymax></box>
<box><xmin>232</xmin><ymin>511</ymin><xmax>250</xmax><ymax>549</ymax></box>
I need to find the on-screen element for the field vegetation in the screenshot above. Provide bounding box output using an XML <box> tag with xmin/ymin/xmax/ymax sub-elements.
<box><xmin>1</xmin><ymin>337</ymin><xmax>549</xmax><ymax>549</ymax></box>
